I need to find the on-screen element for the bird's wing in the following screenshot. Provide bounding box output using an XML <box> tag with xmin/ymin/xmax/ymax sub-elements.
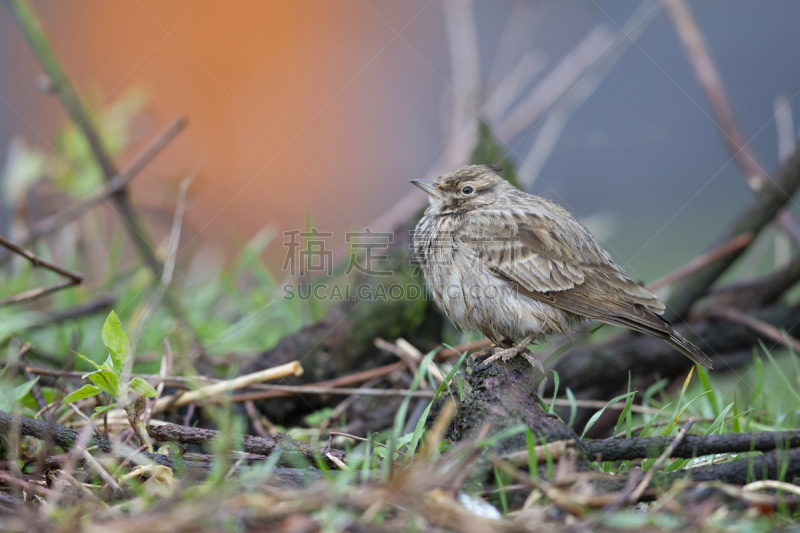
<box><xmin>456</xmin><ymin>212</ymin><xmax>712</xmax><ymax>367</ymax></box>
<box><xmin>457</xmin><ymin>212</ymin><xmax>665</xmax><ymax>315</ymax></box>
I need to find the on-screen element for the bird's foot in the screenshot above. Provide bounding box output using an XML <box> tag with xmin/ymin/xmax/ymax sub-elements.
<box><xmin>478</xmin><ymin>334</ymin><xmax>541</xmax><ymax>371</ymax></box>
<box><xmin>467</xmin><ymin>346</ymin><xmax>493</xmax><ymax>364</ymax></box>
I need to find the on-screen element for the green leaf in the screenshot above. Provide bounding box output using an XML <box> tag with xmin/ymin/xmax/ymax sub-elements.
<box><xmin>525</xmin><ymin>429</ymin><xmax>538</xmax><ymax>481</ymax></box>
<box><xmin>88</xmin><ymin>369</ymin><xmax>121</xmax><ymax>398</ymax></box>
<box><xmin>303</xmin><ymin>407</ymin><xmax>333</xmax><ymax>427</ymax></box>
<box><xmin>697</xmin><ymin>365</ymin><xmax>719</xmax><ymax>418</ymax></box>
<box><xmin>62</xmin><ymin>384</ymin><xmax>102</xmax><ymax>404</ymax></box>
<box><xmin>89</xmin><ymin>403</ymin><xmax>119</xmax><ymax>421</ymax></box>
<box><xmin>102</xmin><ymin>311</ymin><xmax>131</xmax><ymax>376</ymax></box>
<box><xmin>0</xmin><ymin>377</ymin><xmax>40</xmax><ymax>411</ymax></box>
<box><xmin>94</xmin><ymin>403</ymin><xmax>119</xmax><ymax>416</ymax></box>
<box><xmin>129</xmin><ymin>376</ymin><xmax>157</xmax><ymax>398</ymax></box>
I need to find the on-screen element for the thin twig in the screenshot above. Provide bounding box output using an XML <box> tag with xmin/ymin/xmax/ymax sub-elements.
<box><xmin>43</xmin><ymin>424</ymin><xmax>94</xmax><ymax>512</ymax></box>
<box><xmin>3</xmin><ymin>0</ymin><xmax>167</xmax><ymax>279</ymax></box>
<box><xmin>212</xmin><ymin>385</ymin><xmax>436</xmax><ymax>403</ymax></box>
<box><xmin>153</xmin><ymin>361</ymin><xmax>304</xmax><ymax>413</ymax></box>
<box><xmin>244</xmin><ymin>400</ymin><xmax>274</xmax><ymax>438</ymax></box>
<box><xmin>0</xmin><ymin>279</ymin><xmax>78</xmax><ymax>307</ymax></box>
<box><xmin>629</xmin><ymin>417</ymin><xmax>694</xmax><ymax>502</ymax></box>
<box><xmin>142</xmin><ymin>339</ymin><xmax>174</xmax><ymax>426</ymax></box>
<box><xmin>743</xmin><ymin>479</ymin><xmax>800</xmax><ymax>497</ymax></box>
<box><xmin>0</xmin><ymin>470</ymin><xmax>58</xmax><ymax>499</ymax></box>
<box><xmin>0</xmin><ymin>234</ymin><xmax>83</xmax><ymax>306</ymax></box>
<box><xmin>113</xmin><ymin>444</ymin><xmax>148</xmax><ymax>478</ymax></box>
<box><xmin>443</xmin><ymin>0</ymin><xmax>480</xmax><ymax>151</ymax></box>
<box><xmin>482</xmin><ymin>49</ymin><xmax>547</xmax><ymax>123</ymax></box>
<box><xmin>60</xmin><ymin>470</ymin><xmax>107</xmax><ymax>507</ymax></box>
<box><xmin>774</xmin><ymin>97</ymin><xmax>800</xmax><ymax>250</ymax></box>
<box><xmin>550</xmin><ymin>398</ymin><xmax>661</xmax><ymax>415</ymax></box>
<box><xmin>613</xmin><ymin>417</ymin><xmax>719</xmax><ymax>438</ymax></box>
<box><xmin>318</xmin><ymin>376</ymin><xmax>382</xmax><ymax>438</ymax></box>
<box><xmin>0</xmin><ymin>117</ymin><xmax>187</xmax><ymax>266</ymax></box>
<box><xmin>76</xmin><ymin>445</ymin><xmax>121</xmax><ymax>491</ymax></box>
<box><xmin>495</xmin><ymin>25</ymin><xmax>617</xmax><ymax>141</ymax></box>
<box><xmin>130</xmin><ymin>170</ymin><xmax>196</xmax><ymax>351</ymax></box>
<box><xmin>518</xmin><ymin>0</ymin><xmax>661</xmax><ymax>188</ymax></box>
<box><xmin>663</xmin><ymin>0</ymin><xmax>765</xmax><ymax>189</ymax></box>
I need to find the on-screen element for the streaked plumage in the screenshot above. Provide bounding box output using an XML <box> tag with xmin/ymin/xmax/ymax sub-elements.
<box><xmin>411</xmin><ymin>164</ymin><xmax>712</xmax><ymax>368</ymax></box>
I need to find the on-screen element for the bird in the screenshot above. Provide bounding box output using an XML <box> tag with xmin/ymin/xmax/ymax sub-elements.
<box><xmin>411</xmin><ymin>164</ymin><xmax>712</xmax><ymax>369</ymax></box>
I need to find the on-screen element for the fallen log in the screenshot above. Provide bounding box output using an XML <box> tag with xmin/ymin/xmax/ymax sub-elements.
<box><xmin>0</xmin><ymin>410</ymin><xmax>343</xmax><ymax>469</ymax></box>
<box><xmin>148</xmin><ymin>423</ymin><xmax>345</xmax><ymax>466</ymax></box>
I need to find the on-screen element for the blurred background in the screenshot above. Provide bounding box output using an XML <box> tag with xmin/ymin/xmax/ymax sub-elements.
<box><xmin>2</xmin><ymin>1</ymin><xmax>799</xmax><ymax>284</ymax></box>
<box><xmin>2</xmin><ymin>0</ymin><xmax>800</xmax><ymax>367</ymax></box>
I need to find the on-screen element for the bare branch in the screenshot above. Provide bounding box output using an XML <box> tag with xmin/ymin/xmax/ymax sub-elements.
<box><xmin>4</xmin><ymin>0</ymin><xmax>165</xmax><ymax>276</ymax></box>
<box><xmin>0</xmin><ymin>117</ymin><xmax>187</xmax><ymax>266</ymax></box>
<box><xmin>495</xmin><ymin>25</ymin><xmax>617</xmax><ymax>142</ymax></box>
<box><xmin>663</xmin><ymin>0</ymin><xmax>766</xmax><ymax>189</ymax></box>
<box><xmin>0</xmin><ymin>234</ymin><xmax>83</xmax><ymax>306</ymax></box>
<box><xmin>518</xmin><ymin>0</ymin><xmax>661</xmax><ymax>188</ymax></box>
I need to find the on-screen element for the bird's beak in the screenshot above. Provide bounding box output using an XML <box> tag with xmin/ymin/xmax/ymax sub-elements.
<box><xmin>410</xmin><ymin>179</ymin><xmax>443</xmax><ymax>199</ymax></box>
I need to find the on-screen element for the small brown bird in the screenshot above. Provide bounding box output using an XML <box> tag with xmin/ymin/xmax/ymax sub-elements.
<box><xmin>411</xmin><ymin>164</ymin><xmax>712</xmax><ymax>369</ymax></box>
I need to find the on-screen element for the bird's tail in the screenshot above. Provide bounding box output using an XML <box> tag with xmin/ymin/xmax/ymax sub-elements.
<box><xmin>668</xmin><ymin>332</ymin><xmax>713</xmax><ymax>368</ymax></box>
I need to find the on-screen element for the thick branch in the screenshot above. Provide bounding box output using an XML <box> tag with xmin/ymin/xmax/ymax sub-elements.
<box><xmin>0</xmin><ymin>410</ymin><xmax>343</xmax><ymax>470</ymax></box>
<box><xmin>664</xmin><ymin>147</ymin><xmax>800</xmax><ymax>321</ymax></box>
<box><xmin>663</xmin><ymin>448</ymin><xmax>800</xmax><ymax>487</ymax></box>
<box><xmin>710</xmin><ymin>254</ymin><xmax>800</xmax><ymax>309</ymax></box>
<box><xmin>148</xmin><ymin>423</ymin><xmax>345</xmax><ymax>467</ymax></box>
<box><xmin>0</xmin><ymin>409</ymin><xmax>172</xmax><ymax>469</ymax></box>
<box><xmin>583</xmin><ymin>430</ymin><xmax>800</xmax><ymax>462</ymax></box>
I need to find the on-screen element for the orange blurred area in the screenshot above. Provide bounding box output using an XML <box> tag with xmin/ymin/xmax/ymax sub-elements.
<box><xmin>1</xmin><ymin>0</ymin><xmax>442</xmax><ymax>270</ymax></box>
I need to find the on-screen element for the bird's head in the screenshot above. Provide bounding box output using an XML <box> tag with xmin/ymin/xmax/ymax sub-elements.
<box><xmin>410</xmin><ymin>164</ymin><xmax>509</xmax><ymax>214</ymax></box>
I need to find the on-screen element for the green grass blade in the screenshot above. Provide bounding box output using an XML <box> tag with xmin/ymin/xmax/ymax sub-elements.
<box><xmin>581</xmin><ymin>390</ymin><xmax>636</xmax><ymax>439</ymax></box>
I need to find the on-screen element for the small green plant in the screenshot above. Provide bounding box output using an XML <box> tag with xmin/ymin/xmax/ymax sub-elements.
<box><xmin>62</xmin><ymin>311</ymin><xmax>157</xmax><ymax>451</ymax></box>
<box><xmin>0</xmin><ymin>377</ymin><xmax>39</xmax><ymax>412</ymax></box>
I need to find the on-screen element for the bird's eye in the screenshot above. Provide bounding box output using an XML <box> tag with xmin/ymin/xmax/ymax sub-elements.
<box><xmin>461</xmin><ymin>186</ymin><xmax>475</xmax><ymax>195</ymax></box>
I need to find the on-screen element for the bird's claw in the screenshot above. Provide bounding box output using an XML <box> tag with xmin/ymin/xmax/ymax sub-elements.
<box><xmin>476</xmin><ymin>334</ymin><xmax>541</xmax><ymax>371</ymax></box>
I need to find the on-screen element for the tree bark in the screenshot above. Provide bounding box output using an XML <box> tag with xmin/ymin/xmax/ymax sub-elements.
<box><xmin>0</xmin><ymin>410</ymin><xmax>342</xmax><ymax>469</ymax></box>
<box><xmin>447</xmin><ymin>356</ymin><xmax>582</xmax><ymax>453</ymax></box>
<box><xmin>583</xmin><ymin>430</ymin><xmax>800</xmax><ymax>461</ymax></box>
<box><xmin>148</xmin><ymin>423</ymin><xmax>345</xmax><ymax>466</ymax></box>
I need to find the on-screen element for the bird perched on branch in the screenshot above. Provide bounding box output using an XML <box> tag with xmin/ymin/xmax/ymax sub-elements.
<box><xmin>411</xmin><ymin>164</ymin><xmax>712</xmax><ymax>369</ymax></box>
